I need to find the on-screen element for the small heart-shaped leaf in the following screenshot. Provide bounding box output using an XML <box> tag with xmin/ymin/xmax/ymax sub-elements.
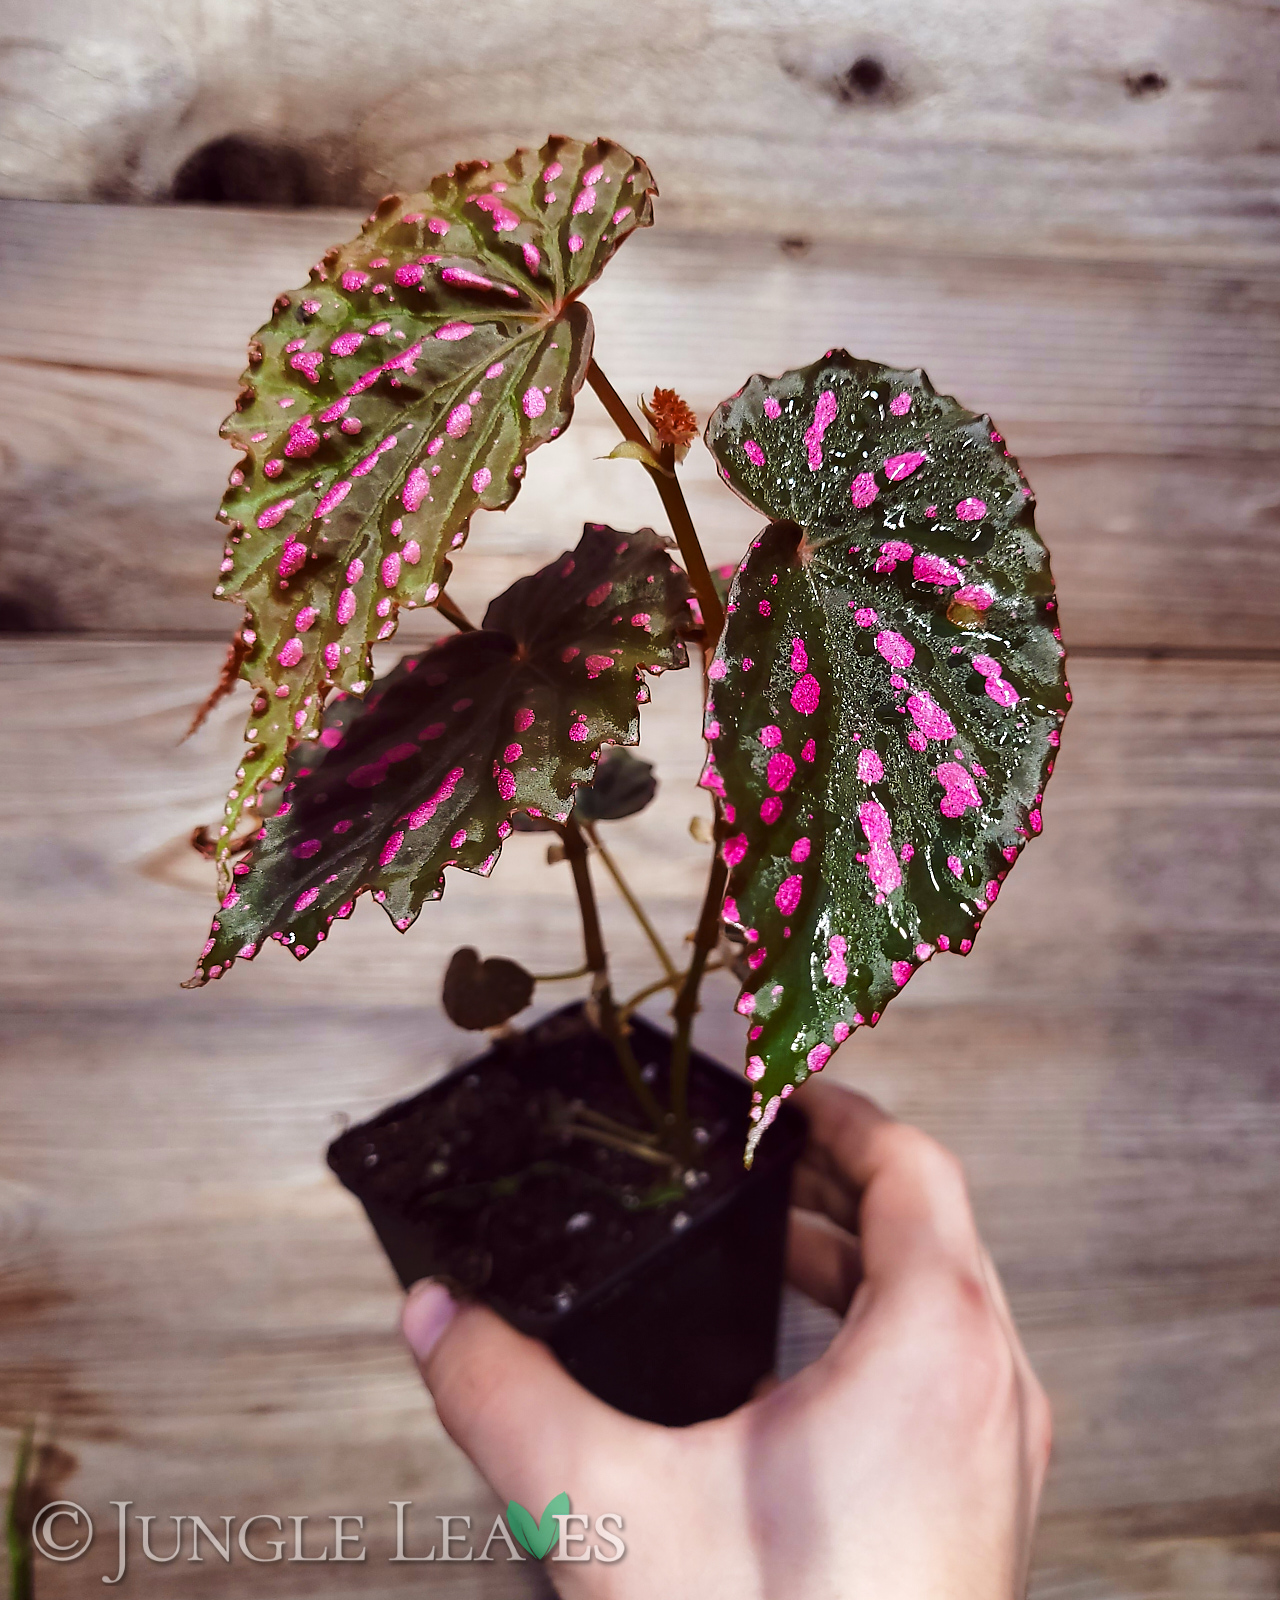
<box><xmin>185</xmin><ymin>524</ymin><xmax>694</xmax><ymax>986</ymax></box>
<box><xmin>442</xmin><ymin>946</ymin><xmax>534</xmax><ymax>1029</ymax></box>
<box><xmin>574</xmin><ymin>748</ymin><xmax>657</xmax><ymax>822</ymax></box>
<box><xmin>208</xmin><ymin>136</ymin><xmax>655</xmax><ymax>864</ymax></box>
<box><xmin>702</xmin><ymin>352</ymin><xmax>1069</xmax><ymax>1158</ymax></box>
<box><xmin>507</xmin><ymin>1492</ymin><xmax>570</xmax><ymax>1560</ymax></box>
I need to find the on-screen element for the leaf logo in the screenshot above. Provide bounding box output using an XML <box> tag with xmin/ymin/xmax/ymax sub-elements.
<box><xmin>507</xmin><ymin>1491</ymin><xmax>571</xmax><ymax>1560</ymax></box>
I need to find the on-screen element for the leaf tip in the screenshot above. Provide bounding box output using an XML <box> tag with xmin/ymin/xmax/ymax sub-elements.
<box><xmin>184</xmin><ymin>628</ymin><xmax>251</xmax><ymax>742</ymax></box>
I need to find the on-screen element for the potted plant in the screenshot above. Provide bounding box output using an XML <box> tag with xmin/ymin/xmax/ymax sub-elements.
<box><xmin>184</xmin><ymin>135</ymin><xmax>1069</xmax><ymax>1425</ymax></box>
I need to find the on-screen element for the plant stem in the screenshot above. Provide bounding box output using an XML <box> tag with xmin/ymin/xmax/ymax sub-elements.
<box><xmin>561</xmin><ymin>817</ymin><xmax>608</xmax><ymax>974</ymax></box>
<box><xmin>622</xmin><ymin>972</ymin><xmax>681</xmax><ymax>1013</ymax></box>
<box><xmin>586</xmin><ymin>359</ymin><xmax>725</xmax><ymax>650</ymax></box>
<box><xmin>571</xmin><ymin>1102</ymin><xmax>660</xmax><ymax>1144</ymax></box>
<box><xmin>559</xmin><ymin>818</ymin><xmax>665</xmax><ymax>1132</ymax></box>
<box><xmin>583</xmin><ymin>823</ymin><xmax>680</xmax><ymax>982</ymax></box>
<box><xmin>436</xmin><ymin>592</ymin><xmax>478</xmax><ymax>632</ymax></box>
<box><xmin>565</xmin><ymin>1122</ymin><xmax>678</xmax><ymax>1170</ymax></box>
<box><xmin>621</xmin><ymin>960</ymin><xmax>723</xmax><ymax>1017</ymax></box>
<box><xmin>667</xmin><ymin>831</ymin><xmax>731</xmax><ymax>1159</ymax></box>
<box><xmin>530</xmin><ymin>962</ymin><xmax>592</xmax><ymax>982</ymax></box>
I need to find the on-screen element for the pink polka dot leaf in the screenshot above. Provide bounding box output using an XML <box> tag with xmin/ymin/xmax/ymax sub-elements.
<box><xmin>703</xmin><ymin>352</ymin><xmax>1069</xmax><ymax>1156</ymax></box>
<box><xmin>185</xmin><ymin>525</ymin><xmax>695</xmax><ymax>987</ymax></box>
<box><xmin>205</xmin><ymin>137</ymin><xmax>655</xmax><ymax>868</ymax></box>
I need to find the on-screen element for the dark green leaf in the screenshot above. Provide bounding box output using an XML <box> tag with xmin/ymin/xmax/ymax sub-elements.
<box><xmin>573</xmin><ymin>748</ymin><xmax>657</xmax><ymax>821</ymax></box>
<box><xmin>209</xmin><ymin>136</ymin><xmax>656</xmax><ymax>862</ymax></box>
<box><xmin>185</xmin><ymin>525</ymin><xmax>693</xmax><ymax>985</ymax></box>
<box><xmin>442</xmin><ymin>947</ymin><xmax>535</xmax><ymax>1029</ymax></box>
<box><xmin>702</xmin><ymin>352</ymin><xmax>1069</xmax><ymax>1158</ymax></box>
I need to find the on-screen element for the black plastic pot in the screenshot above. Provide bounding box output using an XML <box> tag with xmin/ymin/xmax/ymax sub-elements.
<box><xmin>328</xmin><ymin>1007</ymin><xmax>806</xmax><ymax>1426</ymax></box>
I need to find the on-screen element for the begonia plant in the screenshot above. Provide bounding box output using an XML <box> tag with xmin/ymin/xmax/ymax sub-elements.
<box><xmin>186</xmin><ymin>135</ymin><xmax>1069</xmax><ymax>1165</ymax></box>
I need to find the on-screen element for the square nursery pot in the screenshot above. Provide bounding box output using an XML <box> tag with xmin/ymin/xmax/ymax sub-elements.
<box><xmin>328</xmin><ymin>1004</ymin><xmax>806</xmax><ymax>1426</ymax></box>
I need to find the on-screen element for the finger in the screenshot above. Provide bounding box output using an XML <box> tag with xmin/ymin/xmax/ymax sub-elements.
<box><xmin>402</xmin><ymin>1280</ymin><xmax>641</xmax><ymax>1506</ymax></box>
<box><xmin>785</xmin><ymin>1208</ymin><xmax>863</xmax><ymax>1315</ymax></box>
<box><xmin>795</xmin><ymin>1077</ymin><xmax>984</xmax><ymax>1286</ymax></box>
<box><xmin>976</xmin><ymin>1244</ymin><xmax>1024</xmax><ymax>1353</ymax></box>
<box><xmin>791</xmin><ymin>1076</ymin><xmax>894</xmax><ymax>1189</ymax></box>
<box><xmin>975</xmin><ymin>1244</ymin><xmax>1041</xmax><ymax>1401</ymax></box>
<box><xmin>790</xmin><ymin>1153</ymin><xmax>860</xmax><ymax>1233</ymax></box>
<box><xmin>975</xmin><ymin>1245</ymin><xmax>1054</xmax><ymax>1478</ymax></box>
<box><xmin>790</xmin><ymin>1077</ymin><xmax>892</xmax><ymax>1216</ymax></box>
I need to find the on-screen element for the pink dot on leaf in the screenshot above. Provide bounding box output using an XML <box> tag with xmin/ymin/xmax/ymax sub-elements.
<box><xmin>850</xmin><ymin>472</ymin><xmax>879</xmax><ymax>509</ymax></box>
<box><xmin>775</xmin><ymin>875</ymin><xmax>803</xmax><ymax>916</ymax></box>
<box><xmin>766</xmin><ymin>753</ymin><xmax>796</xmax><ymax>792</ymax></box>
<box><xmin>883</xmin><ymin>450</ymin><xmax>926</xmax><ymax>481</ymax></box>
<box><xmin>791</xmin><ymin>674</ymin><xmax>820</xmax><ymax>714</ymax></box>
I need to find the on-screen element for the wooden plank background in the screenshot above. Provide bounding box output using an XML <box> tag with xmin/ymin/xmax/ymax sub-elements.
<box><xmin>2</xmin><ymin>0</ymin><xmax>1278</xmax><ymax>264</ymax></box>
<box><xmin>1</xmin><ymin>9</ymin><xmax>1279</xmax><ymax>1589</ymax></box>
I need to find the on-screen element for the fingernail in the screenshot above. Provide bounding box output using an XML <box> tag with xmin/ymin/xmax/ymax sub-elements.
<box><xmin>402</xmin><ymin>1279</ymin><xmax>458</xmax><ymax>1363</ymax></box>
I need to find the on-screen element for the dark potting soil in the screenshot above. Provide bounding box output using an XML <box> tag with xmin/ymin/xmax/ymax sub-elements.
<box><xmin>328</xmin><ymin>1008</ymin><xmax>758</xmax><ymax>1322</ymax></box>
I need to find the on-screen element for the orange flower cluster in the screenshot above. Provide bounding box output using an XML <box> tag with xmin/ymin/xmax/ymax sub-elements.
<box><xmin>642</xmin><ymin>387</ymin><xmax>699</xmax><ymax>461</ymax></box>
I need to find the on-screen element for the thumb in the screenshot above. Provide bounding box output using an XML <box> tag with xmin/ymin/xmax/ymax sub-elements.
<box><xmin>402</xmin><ymin>1280</ymin><xmax>641</xmax><ymax>1507</ymax></box>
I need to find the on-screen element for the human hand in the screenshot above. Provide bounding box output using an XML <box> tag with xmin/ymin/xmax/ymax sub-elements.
<box><xmin>401</xmin><ymin>1079</ymin><xmax>1052</xmax><ymax>1598</ymax></box>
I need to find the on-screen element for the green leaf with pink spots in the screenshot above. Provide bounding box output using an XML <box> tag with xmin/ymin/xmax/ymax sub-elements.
<box><xmin>209</xmin><ymin>136</ymin><xmax>656</xmax><ymax>869</ymax></box>
<box><xmin>701</xmin><ymin>352</ymin><xmax>1069</xmax><ymax>1156</ymax></box>
<box><xmin>185</xmin><ymin>525</ymin><xmax>693</xmax><ymax>986</ymax></box>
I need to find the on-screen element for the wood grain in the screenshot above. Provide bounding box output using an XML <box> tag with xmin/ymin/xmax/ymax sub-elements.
<box><xmin>1</xmin><ymin>640</ymin><xmax>1278</xmax><ymax>1594</ymax></box>
<box><xmin>2</xmin><ymin>203</ymin><xmax>1278</xmax><ymax>647</ymax></box>
<box><xmin>1</xmin><ymin>0</ymin><xmax>1277</xmax><ymax>264</ymax></box>
<box><xmin>2</xmin><ymin>142</ymin><xmax>1277</xmax><ymax>1594</ymax></box>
